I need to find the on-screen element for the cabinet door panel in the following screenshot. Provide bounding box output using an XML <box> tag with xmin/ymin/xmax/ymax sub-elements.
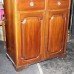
<box><xmin>47</xmin><ymin>13</ymin><xmax>67</xmax><ymax>53</ymax></box>
<box><xmin>21</xmin><ymin>16</ymin><xmax>42</xmax><ymax>60</ymax></box>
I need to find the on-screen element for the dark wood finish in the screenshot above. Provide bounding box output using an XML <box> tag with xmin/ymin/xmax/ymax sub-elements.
<box><xmin>4</xmin><ymin>0</ymin><xmax>17</xmax><ymax>65</ymax></box>
<box><xmin>17</xmin><ymin>0</ymin><xmax>45</xmax><ymax>11</ymax></box>
<box><xmin>20</xmin><ymin>13</ymin><xmax>42</xmax><ymax>60</ymax></box>
<box><xmin>4</xmin><ymin>0</ymin><xmax>71</xmax><ymax>69</ymax></box>
<box><xmin>48</xmin><ymin>0</ymin><xmax>70</xmax><ymax>10</ymax></box>
<box><xmin>47</xmin><ymin>11</ymin><xmax>67</xmax><ymax>53</ymax></box>
<box><xmin>46</xmin><ymin>10</ymin><xmax>69</xmax><ymax>59</ymax></box>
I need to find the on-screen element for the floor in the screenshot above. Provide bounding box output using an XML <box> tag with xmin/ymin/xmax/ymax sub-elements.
<box><xmin>0</xmin><ymin>35</ymin><xmax>74</xmax><ymax>74</ymax></box>
<box><xmin>41</xmin><ymin>37</ymin><xmax>74</xmax><ymax>74</ymax></box>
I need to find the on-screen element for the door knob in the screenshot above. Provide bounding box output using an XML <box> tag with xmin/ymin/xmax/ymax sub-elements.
<box><xmin>30</xmin><ymin>1</ymin><xmax>34</xmax><ymax>7</ymax></box>
<box><xmin>21</xmin><ymin>19</ymin><xmax>27</xmax><ymax>24</ymax></box>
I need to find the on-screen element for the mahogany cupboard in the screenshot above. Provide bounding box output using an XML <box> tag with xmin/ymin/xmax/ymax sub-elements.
<box><xmin>4</xmin><ymin>0</ymin><xmax>71</xmax><ymax>69</ymax></box>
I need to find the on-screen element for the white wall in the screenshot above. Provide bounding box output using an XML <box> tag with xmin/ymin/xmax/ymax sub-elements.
<box><xmin>0</xmin><ymin>0</ymin><xmax>3</xmax><ymax>4</ymax></box>
<box><xmin>0</xmin><ymin>0</ymin><xmax>4</xmax><ymax>41</ymax></box>
<box><xmin>0</xmin><ymin>0</ymin><xmax>2</xmax><ymax>2</ymax></box>
<box><xmin>0</xmin><ymin>26</ymin><xmax>3</xmax><ymax>41</ymax></box>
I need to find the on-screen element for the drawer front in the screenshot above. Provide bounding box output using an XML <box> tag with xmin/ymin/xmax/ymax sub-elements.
<box><xmin>48</xmin><ymin>0</ymin><xmax>70</xmax><ymax>10</ymax></box>
<box><xmin>17</xmin><ymin>0</ymin><xmax>45</xmax><ymax>11</ymax></box>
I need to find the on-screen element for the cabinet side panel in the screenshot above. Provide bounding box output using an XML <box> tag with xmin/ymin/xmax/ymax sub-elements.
<box><xmin>4</xmin><ymin>0</ymin><xmax>16</xmax><ymax>64</ymax></box>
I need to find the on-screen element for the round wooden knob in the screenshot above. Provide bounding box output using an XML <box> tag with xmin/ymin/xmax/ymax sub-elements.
<box><xmin>30</xmin><ymin>2</ymin><xmax>34</xmax><ymax>7</ymax></box>
<box><xmin>58</xmin><ymin>1</ymin><xmax>61</xmax><ymax>6</ymax></box>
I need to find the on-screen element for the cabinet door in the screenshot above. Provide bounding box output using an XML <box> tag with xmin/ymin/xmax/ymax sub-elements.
<box><xmin>20</xmin><ymin>13</ymin><xmax>43</xmax><ymax>60</ymax></box>
<box><xmin>47</xmin><ymin>12</ymin><xmax>68</xmax><ymax>53</ymax></box>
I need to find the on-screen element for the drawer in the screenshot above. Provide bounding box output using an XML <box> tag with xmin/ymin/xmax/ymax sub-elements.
<box><xmin>17</xmin><ymin>0</ymin><xmax>45</xmax><ymax>11</ymax></box>
<box><xmin>48</xmin><ymin>0</ymin><xmax>70</xmax><ymax>10</ymax></box>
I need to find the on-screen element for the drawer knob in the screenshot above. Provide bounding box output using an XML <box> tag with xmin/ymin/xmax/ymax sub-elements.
<box><xmin>57</xmin><ymin>1</ymin><xmax>61</xmax><ymax>6</ymax></box>
<box><xmin>30</xmin><ymin>2</ymin><xmax>34</xmax><ymax>7</ymax></box>
<box><xmin>21</xmin><ymin>19</ymin><xmax>27</xmax><ymax>24</ymax></box>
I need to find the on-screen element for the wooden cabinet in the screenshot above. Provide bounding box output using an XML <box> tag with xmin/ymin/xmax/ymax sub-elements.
<box><xmin>4</xmin><ymin>0</ymin><xmax>71</xmax><ymax>69</ymax></box>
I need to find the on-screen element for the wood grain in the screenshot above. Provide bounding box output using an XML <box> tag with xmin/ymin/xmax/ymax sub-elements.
<box><xmin>21</xmin><ymin>17</ymin><xmax>41</xmax><ymax>60</ymax></box>
<box><xmin>48</xmin><ymin>14</ymin><xmax>66</xmax><ymax>53</ymax></box>
<box><xmin>17</xmin><ymin>0</ymin><xmax>45</xmax><ymax>11</ymax></box>
<box><xmin>48</xmin><ymin>0</ymin><xmax>70</xmax><ymax>10</ymax></box>
<box><xmin>4</xmin><ymin>0</ymin><xmax>71</xmax><ymax>69</ymax></box>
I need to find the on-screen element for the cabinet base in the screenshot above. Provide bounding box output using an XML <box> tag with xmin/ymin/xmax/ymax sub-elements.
<box><xmin>6</xmin><ymin>52</ymin><xmax>66</xmax><ymax>71</ymax></box>
<box><xmin>6</xmin><ymin>53</ymin><xmax>30</xmax><ymax>71</ymax></box>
